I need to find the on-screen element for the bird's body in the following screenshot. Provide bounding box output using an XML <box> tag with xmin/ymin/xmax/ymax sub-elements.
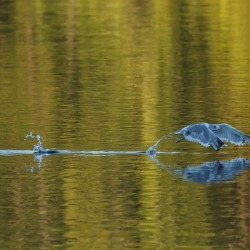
<box><xmin>172</xmin><ymin>123</ymin><xmax>250</xmax><ymax>150</ymax></box>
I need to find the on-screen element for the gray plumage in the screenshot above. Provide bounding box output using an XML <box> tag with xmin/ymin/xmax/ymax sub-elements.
<box><xmin>172</xmin><ymin>123</ymin><xmax>250</xmax><ymax>150</ymax></box>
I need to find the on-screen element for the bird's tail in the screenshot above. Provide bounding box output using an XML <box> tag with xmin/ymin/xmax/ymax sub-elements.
<box><xmin>210</xmin><ymin>133</ymin><xmax>225</xmax><ymax>151</ymax></box>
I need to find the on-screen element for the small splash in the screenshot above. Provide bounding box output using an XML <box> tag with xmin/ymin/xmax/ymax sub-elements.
<box><xmin>147</xmin><ymin>134</ymin><xmax>176</xmax><ymax>155</ymax></box>
<box><xmin>25</xmin><ymin>132</ymin><xmax>44</xmax><ymax>152</ymax></box>
<box><xmin>25</xmin><ymin>132</ymin><xmax>46</xmax><ymax>172</ymax></box>
<box><xmin>146</xmin><ymin>146</ymin><xmax>157</xmax><ymax>155</ymax></box>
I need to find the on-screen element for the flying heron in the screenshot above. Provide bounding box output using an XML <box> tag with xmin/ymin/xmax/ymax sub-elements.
<box><xmin>172</xmin><ymin>123</ymin><xmax>250</xmax><ymax>150</ymax></box>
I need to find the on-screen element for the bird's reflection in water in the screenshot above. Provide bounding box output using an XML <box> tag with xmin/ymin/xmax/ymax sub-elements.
<box><xmin>148</xmin><ymin>153</ymin><xmax>250</xmax><ymax>183</ymax></box>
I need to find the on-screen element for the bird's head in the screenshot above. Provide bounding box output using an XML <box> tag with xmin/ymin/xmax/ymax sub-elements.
<box><xmin>208</xmin><ymin>124</ymin><xmax>222</xmax><ymax>131</ymax></box>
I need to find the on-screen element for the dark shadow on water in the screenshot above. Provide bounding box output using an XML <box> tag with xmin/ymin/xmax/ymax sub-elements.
<box><xmin>0</xmin><ymin>149</ymin><xmax>147</xmax><ymax>156</ymax></box>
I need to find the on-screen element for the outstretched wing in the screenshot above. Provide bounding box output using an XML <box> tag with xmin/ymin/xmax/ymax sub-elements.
<box><xmin>212</xmin><ymin>123</ymin><xmax>250</xmax><ymax>146</ymax></box>
<box><xmin>183</xmin><ymin>124</ymin><xmax>211</xmax><ymax>147</ymax></box>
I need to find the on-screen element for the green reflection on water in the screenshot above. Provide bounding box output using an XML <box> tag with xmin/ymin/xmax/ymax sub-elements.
<box><xmin>0</xmin><ymin>0</ymin><xmax>250</xmax><ymax>249</ymax></box>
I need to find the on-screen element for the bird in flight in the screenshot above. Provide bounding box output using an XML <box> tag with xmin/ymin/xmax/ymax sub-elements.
<box><xmin>172</xmin><ymin>123</ymin><xmax>250</xmax><ymax>151</ymax></box>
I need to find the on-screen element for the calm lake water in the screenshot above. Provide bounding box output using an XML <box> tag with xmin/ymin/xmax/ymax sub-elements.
<box><xmin>1</xmin><ymin>1</ymin><xmax>250</xmax><ymax>249</ymax></box>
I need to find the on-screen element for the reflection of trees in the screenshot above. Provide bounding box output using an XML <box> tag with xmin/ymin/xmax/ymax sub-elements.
<box><xmin>1</xmin><ymin>0</ymin><xmax>250</xmax><ymax>145</ymax></box>
<box><xmin>0</xmin><ymin>0</ymin><xmax>250</xmax><ymax>249</ymax></box>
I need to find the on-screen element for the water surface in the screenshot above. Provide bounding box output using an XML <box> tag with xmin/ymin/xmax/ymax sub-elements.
<box><xmin>1</xmin><ymin>0</ymin><xmax>250</xmax><ymax>249</ymax></box>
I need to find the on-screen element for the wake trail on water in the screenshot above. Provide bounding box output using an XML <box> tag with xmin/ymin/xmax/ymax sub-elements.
<box><xmin>0</xmin><ymin>132</ymin><xmax>182</xmax><ymax>156</ymax></box>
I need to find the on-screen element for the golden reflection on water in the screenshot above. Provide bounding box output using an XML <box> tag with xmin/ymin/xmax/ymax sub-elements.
<box><xmin>0</xmin><ymin>0</ymin><xmax>250</xmax><ymax>249</ymax></box>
